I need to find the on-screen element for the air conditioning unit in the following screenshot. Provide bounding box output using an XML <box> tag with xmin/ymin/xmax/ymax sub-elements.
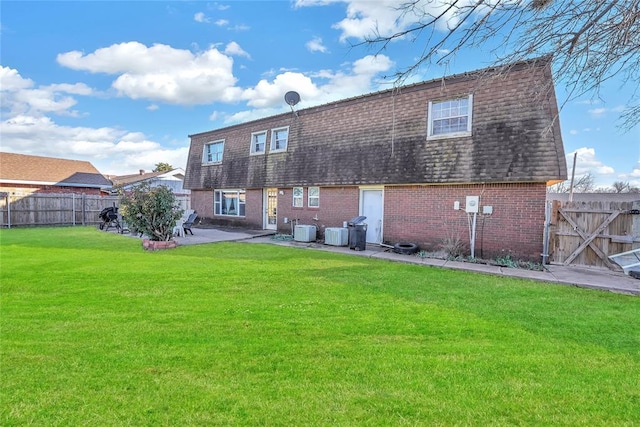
<box><xmin>294</xmin><ymin>225</ymin><xmax>317</xmax><ymax>242</ymax></box>
<box><xmin>324</xmin><ymin>227</ymin><xmax>348</xmax><ymax>246</ymax></box>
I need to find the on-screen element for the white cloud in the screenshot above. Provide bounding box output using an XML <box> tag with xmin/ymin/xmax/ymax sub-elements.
<box><xmin>215</xmin><ymin>19</ymin><xmax>229</xmax><ymax>26</ymax></box>
<box><xmin>194</xmin><ymin>12</ymin><xmax>210</xmax><ymax>23</ymax></box>
<box><xmin>146</xmin><ymin>104</ymin><xmax>159</xmax><ymax>111</ymax></box>
<box><xmin>566</xmin><ymin>147</ymin><xmax>616</xmax><ymax>187</ymax></box>
<box><xmin>57</xmin><ymin>42</ymin><xmax>242</xmax><ymax>105</ymax></box>
<box><xmin>227</xmin><ymin>54</ymin><xmax>394</xmax><ymax>122</ymax></box>
<box><xmin>588</xmin><ymin>105</ymin><xmax>626</xmax><ymax>118</ymax></box>
<box><xmin>296</xmin><ymin>0</ymin><xmax>474</xmax><ymax>42</ymax></box>
<box><xmin>1</xmin><ymin>66</ymin><xmax>92</xmax><ymax>117</ymax></box>
<box><xmin>209</xmin><ymin>2</ymin><xmax>231</xmax><ymax>11</ymax></box>
<box><xmin>569</xmin><ymin>129</ymin><xmax>578</xmax><ymax>135</ymax></box>
<box><xmin>0</xmin><ymin>114</ymin><xmax>188</xmax><ymax>175</ymax></box>
<box><xmin>306</xmin><ymin>36</ymin><xmax>328</xmax><ymax>53</ymax></box>
<box><xmin>224</xmin><ymin>41</ymin><xmax>250</xmax><ymax>58</ymax></box>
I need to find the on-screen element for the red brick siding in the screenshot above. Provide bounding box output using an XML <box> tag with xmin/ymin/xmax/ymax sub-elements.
<box><xmin>193</xmin><ymin>182</ymin><xmax>546</xmax><ymax>261</ymax></box>
<box><xmin>276</xmin><ymin>186</ymin><xmax>360</xmax><ymax>238</ymax></box>
<box><xmin>192</xmin><ymin>188</ymin><xmax>263</xmax><ymax>228</ymax></box>
<box><xmin>190</xmin><ymin>189</ymin><xmax>213</xmax><ymax>219</ymax></box>
<box><xmin>384</xmin><ymin>183</ymin><xmax>547</xmax><ymax>261</ymax></box>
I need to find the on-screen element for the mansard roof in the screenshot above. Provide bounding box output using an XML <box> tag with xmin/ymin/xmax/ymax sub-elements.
<box><xmin>185</xmin><ymin>57</ymin><xmax>567</xmax><ymax>190</ymax></box>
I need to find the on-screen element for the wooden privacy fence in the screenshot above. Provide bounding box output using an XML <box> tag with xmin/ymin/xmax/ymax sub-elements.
<box><xmin>547</xmin><ymin>199</ymin><xmax>640</xmax><ymax>270</ymax></box>
<box><xmin>0</xmin><ymin>192</ymin><xmax>190</xmax><ymax>228</ymax></box>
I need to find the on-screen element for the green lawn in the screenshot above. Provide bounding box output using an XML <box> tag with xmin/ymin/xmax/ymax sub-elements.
<box><xmin>1</xmin><ymin>227</ymin><xmax>639</xmax><ymax>426</ymax></box>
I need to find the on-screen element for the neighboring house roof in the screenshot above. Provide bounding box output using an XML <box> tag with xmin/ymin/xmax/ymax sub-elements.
<box><xmin>109</xmin><ymin>168</ymin><xmax>185</xmax><ymax>187</ymax></box>
<box><xmin>0</xmin><ymin>152</ymin><xmax>112</xmax><ymax>188</ymax></box>
<box><xmin>185</xmin><ymin>57</ymin><xmax>567</xmax><ymax>190</ymax></box>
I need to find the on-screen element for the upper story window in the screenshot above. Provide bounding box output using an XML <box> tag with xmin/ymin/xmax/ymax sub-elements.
<box><xmin>427</xmin><ymin>94</ymin><xmax>473</xmax><ymax>140</ymax></box>
<box><xmin>250</xmin><ymin>131</ymin><xmax>267</xmax><ymax>155</ymax></box>
<box><xmin>270</xmin><ymin>126</ymin><xmax>289</xmax><ymax>152</ymax></box>
<box><xmin>292</xmin><ymin>187</ymin><xmax>303</xmax><ymax>207</ymax></box>
<box><xmin>308</xmin><ymin>186</ymin><xmax>319</xmax><ymax>208</ymax></box>
<box><xmin>203</xmin><ymin>140</ymin><xmax>224</xmax><ymax>164</ymax></box>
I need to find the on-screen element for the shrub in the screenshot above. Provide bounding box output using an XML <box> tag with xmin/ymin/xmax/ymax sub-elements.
<box><xmin>118</xmin><ymin>183</ymin><xmax>183</xmax><ymax>241</ymax></box>
<box><xmin>439</xmin><ymin>234</ymin><xmax>467</xmax><ymax>259</ymax></box>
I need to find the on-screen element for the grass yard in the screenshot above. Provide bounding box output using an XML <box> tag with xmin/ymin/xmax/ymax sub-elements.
<box><xmin>1</xmin><ymin>227</ymin><xmax>639</xmax><ymax>426</ymax></box>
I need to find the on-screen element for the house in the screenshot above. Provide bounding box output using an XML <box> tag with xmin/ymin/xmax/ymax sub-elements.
<box><xmin>109</xmin><ymin>168</ymin><xmax>191</xmax><ymax>210</ymax></box>
<box><xmin>0</xmin><ymin>152</ymin><xmax>111</xmax><ymax>195</ymax></box>
<box><xmin>109</xmin><ymin>168</ymin><xmax>190</xmax><ymax>196</ymax></box>
<box><xmin>184</xmin><ymin>57</ymin><xmax>567</xmax><ymax>261</ymax></box>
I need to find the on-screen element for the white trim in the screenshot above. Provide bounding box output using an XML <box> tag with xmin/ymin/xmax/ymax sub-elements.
<box><xmin>308</xmin><ymin>186</ymin><xmax>320</xmax><ymax>208</ymax></box>
<box><xmin>359</xmin><ymin>186</ymin><xmax>384</xmax><ymax>245</ymax></box>
<box><xmin>269</xmin><ymin>126</ymin><xmax>289</xmax><ymax>153</ymax></box>
<box><xmin>203</xmin><ymin>140</ymin><xmax>225</xmax><ymax>164</ymax></box>
<box><xmin>427</xmin><ymin>94</ymin><xmax>473</xmax><ymax>140</ymax></box>
<box><xmin>292</xmin><ymin>186</ymin><xmax>304</xmax><ymax>207</ymax></box>
<box><xmin>250</xmin><ymin>130</ymin><xmax>267</xmax><ymax>155</ymax></box>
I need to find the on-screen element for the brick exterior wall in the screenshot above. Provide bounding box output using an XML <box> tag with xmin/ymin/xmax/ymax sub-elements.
<box><xmin>276</xmin><ymin>186</ymin><xmax>360</xmax><ymax>239</ymax></box>
<box><xmin>191</xmin><ymin>189</ymin><xmax>213</xmax><ymax>219</ymax></box>
<box><xmin>193</xmin><ymin>182</ymin><xmax>546</xmax><ymax>261</ymax></box>
<box><xmin>383</xmin><ymin>183</ymin><xmax>547</xmax><ymax>261</ymax></box>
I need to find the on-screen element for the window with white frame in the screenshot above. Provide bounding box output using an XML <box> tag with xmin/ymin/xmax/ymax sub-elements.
<box><xmin>293</xmin><ymin>187</ymin><xmax>303</xmax><ymax>207</ymax></box>
<box><xmin>250</xmin><ymin>131</ymin><xmax>267</xmax><ymax>155</ymax></box>
<box><xmin>270</xmin><ymin>126</ymin><xmax>289</xmax><ymax>152</ymax></box>
<box><xmin>427</xmin><ymin>95</ymin><xmax>473</xmax><ymax>139</ymax></box>
<box><xmin>203</xmin><ymin>140</ymin><xmax>224</xmax><ymax>163</ymax></box>
<box><xmin>214</xmin><ymin>189</ymin><xmax>245</xmax><ymax>217</ymax></box>
<box><xmin>308</xmin><ymin>186</ymin><xmax>319</xmax><ymax>208</ymax></box>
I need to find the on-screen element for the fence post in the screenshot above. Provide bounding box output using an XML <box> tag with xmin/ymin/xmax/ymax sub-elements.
<box><xmin>634</xmin><ymin>201</ymin><xmax>640</xmax><ymax>251</ymax></box>
<box><xmin>82</xmin><ymin>194</ymin><xmax>86</xmax><ymax>225</ymax></box>
<box><xmin>0</xmin><ymin>192</ymin><xmax>9</xmax><ymax>228</ymax></box>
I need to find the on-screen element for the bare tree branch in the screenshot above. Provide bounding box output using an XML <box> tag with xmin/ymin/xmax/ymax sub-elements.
<box><xmin>356</xmin><ymin>0</ymin><xmax>640</xmax><ymax>130</ymax></box>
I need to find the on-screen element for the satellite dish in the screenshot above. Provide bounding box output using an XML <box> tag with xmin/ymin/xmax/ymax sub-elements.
<box><xmin>284</xmin><ymin>91</ymin><xmax>300</xmax><ymax>106</ymax></box>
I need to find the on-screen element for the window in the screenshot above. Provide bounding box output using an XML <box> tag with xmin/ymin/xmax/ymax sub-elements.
<box><xmin>308</xmin><ymin>186</ymin><xmax>319</xmax><ymax>208</ymax></box>
<box><xmin>214</xmin><ymin>190</ymin><xmax>245</xmax><ymax>217</ymax></box>
<box><xmin>427</xmin><ymin>95</ymin><xmax>473</xmax><ymax>139</ymax></box>
<box><xmin>293</xmin><ymin>187</ymin><xmax>303</xmax><ymax>207</ymax></box>
<box><xmin>270</xmin><ymin>126</ymin><xmax>289</xmax><ymax>152</ymax></box>
<box><xmin>250</xmin><ymin>131</ymin><xmax>266</xmax><ymax>155</ymax></box>
<box><xmin>203</xmin><ymin>140</ymin><xmax>224</xmax><ymax>163</ymax></box>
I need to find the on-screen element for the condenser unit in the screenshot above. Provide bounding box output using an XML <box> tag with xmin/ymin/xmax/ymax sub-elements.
<box><xmin>324</xmin><ymin>227</ymin><xmax>348</xmax><ymax>246</ymax></box>
<box><xmin>294</xmin><ymin>225</ymin><xmax>317</xmax><ymax>242</ymax></box>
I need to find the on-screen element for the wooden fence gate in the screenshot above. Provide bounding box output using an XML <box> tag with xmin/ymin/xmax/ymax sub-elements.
<box><xmin>547</xmin><ymin>199</ymin><xmax>640</xmax><ymax>270</ymax></box>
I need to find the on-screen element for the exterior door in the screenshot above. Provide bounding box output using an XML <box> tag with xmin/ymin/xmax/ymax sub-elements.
<box><xmin>264</xmin><ymin>188</ymin><xmax>278</xmax><ymax>230</ymax></box>
<box><xmin>360</xmin><ymin>188</ymin><xmax>383</xmax><ymax>244</ymax></box>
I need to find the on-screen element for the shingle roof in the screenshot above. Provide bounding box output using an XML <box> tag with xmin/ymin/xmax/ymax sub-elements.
<box><xmin>0</xmin><ymin>152</ymin><xmax>112</xmax><ymax>188</ymax></box>
<box><xmin>110</xmin><ymin>171</ymin><xmax>167</xmax><ymax>186</ymax></box>
<box><xmin>185</xmin><ymin>57</ymin><xmax>567</xmax><ymax>189</ymax></box>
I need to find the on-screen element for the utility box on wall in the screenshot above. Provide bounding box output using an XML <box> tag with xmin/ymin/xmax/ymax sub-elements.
<box><xmin>294</xmin><ymin>225</ymin><xmax>317</xmax><ymax>242</ymax></box>
<box><xmin>465</xmin><ymin>196</ymin><xmax>480</xmax><ymax>213</ymax></box>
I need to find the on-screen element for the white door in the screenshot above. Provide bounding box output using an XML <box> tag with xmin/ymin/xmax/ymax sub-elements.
<box><xmin>360</xmin><ymin>188</ymin><xmax>383</xmax><ymax>244</ymax></box>
<box><xmin>264</xmin><ymin>188</ymin><xmax>278</xmax><ymax>230</ymax></box>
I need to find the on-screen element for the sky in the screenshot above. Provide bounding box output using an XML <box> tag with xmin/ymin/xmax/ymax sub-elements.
<box><xmin>1</xmin><ymin>0</ymin><xmax>638</xmax><ymax>188</ymax></box>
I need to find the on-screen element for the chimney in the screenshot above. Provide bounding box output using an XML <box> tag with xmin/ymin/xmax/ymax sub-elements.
<box><xmin>139</xmin><ymin>169</ymin><xmax>145</xmax><ymax>175</ymax></box>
